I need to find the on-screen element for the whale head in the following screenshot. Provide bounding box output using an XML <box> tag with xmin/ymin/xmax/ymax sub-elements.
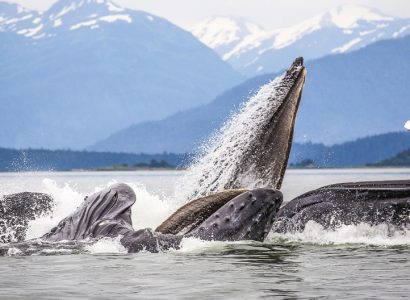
<box><xmin>180</xmin><ymin>58</ymin><xmax>307</xmax><ymax>200</ymax></box>
<box><xmin>187</xmin><ymin>188</ymin><xmax>283</xmax><ymax>242</ymax></box>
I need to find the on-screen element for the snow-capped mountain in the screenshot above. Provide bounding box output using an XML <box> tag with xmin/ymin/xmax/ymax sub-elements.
<box><xmin>0</xmin><ymin>0</ymin><xmax>149</xmax><ymax>38</ymax></box>
<box><xmin>0</xmin><ymin>0</ymin><xmax>242</xmax><ymax>149</ymax></box>
<box><xmin>191</xmin><ymin>5</ymin><xmax>410</xmax><ymax>76</ymax></box>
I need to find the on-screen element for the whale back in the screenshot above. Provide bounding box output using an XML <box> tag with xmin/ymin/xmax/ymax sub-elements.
<box><xmin>273</xmin><ymin>180</ymin><xmax>410</xmax><ymax>233</ymax></box>
<box><xmin>156</xmin><ymin>189</ymin><xmax>248</xmax><ymax>235</ymax></box>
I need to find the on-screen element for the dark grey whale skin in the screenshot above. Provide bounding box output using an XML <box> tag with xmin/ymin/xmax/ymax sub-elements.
<box><xmin>273</xmin><ymin>180</ymin><xmax>410</xmax><ymax>233</ymax></box>
<box><xmin>188</xmin><ymin>189</ymin><xmax>283</xmax><ymax>242</ymax></box>
<box><xmin>39</xmin><ymin>184</ymin><xmax>282</xmax><ymax>253</ymax></box>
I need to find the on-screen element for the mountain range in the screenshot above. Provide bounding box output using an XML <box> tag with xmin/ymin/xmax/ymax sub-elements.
<box><xmin>290</xmin><ymin>132</ymin><xmax>410</xmax><ymax>167</ymax></box>
<box><xmin>0</xmin><ymin>0</ymin><xmax>242</xmax><ymax>149</ymax></box>
<box><xmin>191</xmin><ymin>5</ymin><xmax>410</xmax><ymax>76</ymax></box>
<box><xmin>2</xmin><ymin>2</ymin><xmax>409</xmax><ymax>153</ymax></box>
<box><xmin>91</xmin><ymin>35</ymin><xmax>410</xmax><ymax>152</ymax></box>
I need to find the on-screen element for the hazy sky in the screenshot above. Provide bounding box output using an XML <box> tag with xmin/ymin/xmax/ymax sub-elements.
<box><xmin>7</xmin><ymin>0</ymin><xmax>410</xmax><ymax>29</ymax></box>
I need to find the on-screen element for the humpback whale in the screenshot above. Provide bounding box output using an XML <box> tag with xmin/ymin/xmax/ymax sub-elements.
<box><xmin>39</xmin><ymin>184</ymin><xmax>282</xmax><ymax>252</ymax></box>
<box><xmin>273</xmin><ymin>180</ymin><xmax>410</xmax><ymax>233</ymax></box>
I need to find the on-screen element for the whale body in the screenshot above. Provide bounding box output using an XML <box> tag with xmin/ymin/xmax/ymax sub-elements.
<box><xmin>273</xmin><ymin>180</ymin><xmax>410</xmax><ymax>233</ymax></box>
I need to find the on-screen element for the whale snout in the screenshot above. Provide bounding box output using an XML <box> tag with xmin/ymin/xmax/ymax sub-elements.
<box><xmin>188</xmin><ymin>188</ymin><xmax>283</xmax><ymax>242</ymax></box>
<box><xmin>239</xmin><ymin>189</ymin><xmax>283</xmax><ymax>241</ymax></box>
<box><xmin>246</xmin><ymin>188</ymin><xmax>283</xmax><ymax>214</ymax></box>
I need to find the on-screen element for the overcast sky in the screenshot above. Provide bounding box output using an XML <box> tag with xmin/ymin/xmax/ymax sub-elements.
<box><xmin>7</xmin><ymin>0</ymin><xmax>410</xmax><ymax>29</ymax></box>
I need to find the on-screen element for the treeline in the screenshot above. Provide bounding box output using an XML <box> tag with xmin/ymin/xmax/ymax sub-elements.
<box><xmin>372</xmin><ymin>148</ymin><xmax>410</xmax><ymax>167</ymax></box>
<box><xmin>289</xmin><ymin>132</ymin><xmax>410</xmax><ymax>167</ymax></box>
<box><xmin>0</xmin><ymin>148</ymin><xmax>187</xmax><ymax>172</ymax></box>
<box><xmin>1</xmin><ymin>131</ymin><xmax>410</xmax><ymax>171</ymax></box>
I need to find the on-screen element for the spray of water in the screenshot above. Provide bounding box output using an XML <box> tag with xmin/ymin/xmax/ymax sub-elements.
<box><xmin>175</xmin><ymin>73</ymin><xmax>292</xmax><ymax>202</ymax></box>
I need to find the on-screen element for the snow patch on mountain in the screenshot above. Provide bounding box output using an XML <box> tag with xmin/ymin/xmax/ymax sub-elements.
<box><xmin>332</xmin><ymin>38</ymin><xmax>362</xmax><ymax>53</ymax></box>
<box><xmin>394</xmin><ymin>25</ymin><xmax>410</xmax><ymax>38</ymax></box>
<box><xmin>0</xmin><ymin>0</ymin><xmax>149</xmax><ymax>38</ymax></box>
<box><xmin>191</xmin><ymin>17</ymin><xmax>266</xmax><ymax>56</ymax></box>
<box><xmin>271</xmin><ymin>15</ymin><xmax>323</xmax><ymax>50</ymax></box>
<box><xmin>328</xmin><ymin>5</ymin><xmax>393</xmax><ymax>28</ymax></box>
<box><xmin>99</xmin><ymin>14</ymin><xmax>131</xmax><ymax>23</ymax></box>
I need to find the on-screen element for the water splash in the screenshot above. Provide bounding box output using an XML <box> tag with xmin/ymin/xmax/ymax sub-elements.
<box><xmin>25</xmin><ymin>179</ymin><xmax>84</xmax><ymax>239</ymax></box>
<box><xmin>85</xmin><ymin>236</ymin><xmax>127</xmax><ymax>254</ymax></box>
<box><xmin>269</xmin><ymin>221</ymin><xmax>410</xmax><ymax>246</ymax></box>
<box><xmin>176</xmin><ymin>74</ymin><xmax>289</xmax><ymax>201</ymax></box>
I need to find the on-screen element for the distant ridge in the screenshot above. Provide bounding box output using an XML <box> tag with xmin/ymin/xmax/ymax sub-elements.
<box><xmin>372</xmin><ymin>147</ymin><xmax>410</xmax><ymax>167</ymax></box>
<box><xmin>290</xmin><ymin>132</ymin><xmax>410</xmax><ymax>167</ymax></box>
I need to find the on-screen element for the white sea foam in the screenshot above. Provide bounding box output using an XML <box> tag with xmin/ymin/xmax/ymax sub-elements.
<box><xmin>127</xmin><ymin>182</ymin><xmax>176</xmax><ymax>230</ymax></box>
<box><xmin>269</xmin><ymin>221</ymin><xmax>410</xmax><ymax>246</ymax></box>
<box><xmin>7</xmin><ymin>247</ymin><xmax>22</xmax><ymax>256</ymax></box>
<box><xmin>85</xmin><ymin>236</ymin><xmax>127</xmax><ymax>254</ymax></box>
<box><xmin>177</xmin><ymin>237</ymin><xmax>234</xmax><ymax>254</ymax></box>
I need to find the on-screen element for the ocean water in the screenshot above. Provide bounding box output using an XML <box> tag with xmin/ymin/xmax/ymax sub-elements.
<box><xmin>0</xmin><ymin>169</ymin><xmax>410</xmax><ymax>299</ymax></box>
